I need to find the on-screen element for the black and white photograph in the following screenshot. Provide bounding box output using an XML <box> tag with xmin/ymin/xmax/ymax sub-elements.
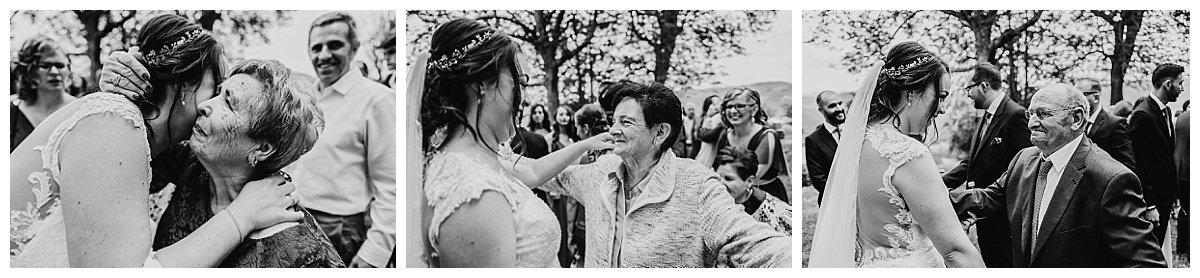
<box><xmin>9</xmin><ymin>10</ymin><xmax>396</xmax><ymax>268</ymax></box>
<box><xmin>405</xmin><ymin>10</ymin><xmax>793</xmax><ymax>268</ymax></box>
<box><xmin>801</xmin><ymin>10</ymin><xmax>1190</xmax><ymax>267</ymax></box>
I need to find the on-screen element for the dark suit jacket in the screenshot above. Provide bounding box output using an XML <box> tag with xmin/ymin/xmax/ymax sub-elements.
<box><xmin>943</xmin><ymin>97</ymin><xmax>1033</xmax><ymax>189</ymax></box>
<box><xmin>941</xmin><ymin>96</ymin><xmax>1032</xmax><ymax>261</ymax></box>
<box><xmin>804</xmin><ymin>125</ymin><xmax>837</xmax><ymax>205</ymax></box>
<box><xmin>1088</xmin><ymin>108</ymin><xmax>1136</xmax><ymax>172</ymax></box>
<box><xmin>1175</xmin><ymin>111</ymin><xmax>1189</xmax><ymax>214</ymax></box>
<box><xmin>951</xmin><ymin>139</ymin><xmax>1165</xmax><ymax>267</ymax></box>
<box><xmin>1129</xmin><ymin>97</ymin><xmax>1178</xmax><ymax>211</ymax></box>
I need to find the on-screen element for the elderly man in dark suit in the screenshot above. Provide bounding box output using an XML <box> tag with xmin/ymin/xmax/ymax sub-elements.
<box><xmin>1130</xmin><ymin>63</ymin><xmax>1186</xmax><ymax>243</ymax></box>
<box><xmin>1075</xmin><ymin>78</ymin><xmax>1136</xmax><ymax>171</ymax></box>
<box><xmin>942</xmin><ymin>63</ymin><xmax>1032</xmax><ymax>267</ymax></box>
<box><xmin>952</xmin><ymin>83</ymin><xmax>1165</xmax><ymax>267</ymax></box>
<box><xmin>805</xmin><ymin>90</ymin><xmax>845</xmax><ymax>205</ymax></box>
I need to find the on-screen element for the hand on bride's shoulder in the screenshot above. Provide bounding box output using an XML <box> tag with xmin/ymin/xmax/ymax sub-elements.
<box><xmin>229</xmin><ymin>173</ymin><xmax>305</xmax><ymax>232</ymax></box>
<box><xmin>99</xmin><ymin>48</ymin><xmax>152</xmax><ymax>99</ymax></box>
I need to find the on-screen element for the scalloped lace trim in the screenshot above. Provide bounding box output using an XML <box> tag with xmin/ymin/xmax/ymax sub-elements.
<box><xmin>858</xmin><ymin>125</ymin><xmax>938</xmax><ymax>266</ymax></box>
<box><xmin>10</xmin><ymin>93</ymin><xmax>150</xmax><ymax>260</ymax></box>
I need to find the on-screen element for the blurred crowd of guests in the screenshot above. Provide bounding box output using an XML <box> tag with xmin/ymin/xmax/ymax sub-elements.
<box><xmin>511</xmin><ymin>81</ymin><xmax>793</xmax><ymax>267</ymax></box>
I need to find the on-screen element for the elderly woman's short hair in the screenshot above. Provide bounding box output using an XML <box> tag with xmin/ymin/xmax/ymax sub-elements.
<box><xmin>715</xmin><ymin>146</ymin><xmax>758</xmax><ymax>179</ymax></box>
<box><xmin>612</xmin><ymin>81</ymin><xmax>683</xmax><ymax>156</ymax></box>
<box><xmin>231</xmin><ymin>59</ymin><xmax>325</xmax><ymax>174</ymax></box>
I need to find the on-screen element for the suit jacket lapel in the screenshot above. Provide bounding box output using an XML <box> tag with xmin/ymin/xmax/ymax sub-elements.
<box><xmin>1147</xmin><ymin>99</ymin><xmax>1173</xmax><ymax>145</ymax></box>
<box><xmin>1030</xmin><ymin>139</ymin><xmax>1090</xmax><ymax>263</ymax></box>
<box><xmin>1089</xmin><ymin>109</ymin><xmax>1108</xmax><ymax>137</ymax></box>
<box><xmin>972</xmin><ymin>97</ymin><xmax>1013</xmax><ymax>160</ymax></box>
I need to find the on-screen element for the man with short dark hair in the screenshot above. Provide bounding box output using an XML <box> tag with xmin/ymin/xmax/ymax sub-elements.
<box><xmin>534</xmin><ymin>82</ymin><xmax>790</xmax><ymax>267</ymax></box>
<box><xmin>1075</xmin><ymin>78</ymin><xmax>1136</xmax><ymax>171</ymax></box>
<box><xmin>289</xmin><ymin>11</ymin><xmax>397</xmax><ymax>268</ymax></box>
<box><xmin>942</xmin><ymin>62</ymin><xmax>1032</xmax><ymax>268</ymax></box>
<box><xmin>804</xmin><ymin>90</ymin><xmax>844</xmax><ymax>205</ymax></box>
<box><xmin>1130</xmin><ymin>63</ymin><xmax>1186</xmax><ymax>243</ymax></box>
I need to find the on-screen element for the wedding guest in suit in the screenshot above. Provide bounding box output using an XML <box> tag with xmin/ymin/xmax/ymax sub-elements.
<box><xmin>942</xmin><ymin>63</ymin><xmax>1032</xmax><ymax>268</ymax></box>
<box><xmin>951</xmin><ymin>83</ymin><xmax>1165</xmax><ymax>267</ymax></box>
<box><xmin>1174</xmin><ymin>110</ymin><xmax>1189</xmax><ymax>256</ymax></box>
<box><xmin>1130</xmin><ymin>63</ymin><xmax>1185</xmax><ymax>243</ymax></box>
<box><xmin>1075</xmin><ymin>78</ymin><xmax>1136</xmax><ymax>171</ymax></box>
<box><xmin>804</xmin><ymin>90</ymin><xmax>844</xmax><ymax>205</ymax></box>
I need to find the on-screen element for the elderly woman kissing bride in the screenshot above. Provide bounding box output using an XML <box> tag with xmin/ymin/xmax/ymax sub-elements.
<box><xmin>103</xmin><ymin>57</ymin><xmax>344</xmax><ymax>267</ymax></box>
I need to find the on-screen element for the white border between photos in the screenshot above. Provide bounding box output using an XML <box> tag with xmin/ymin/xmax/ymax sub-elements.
<box><xmin>0</xmin><ymin>0</ymin><xmax>1196</xmax><ymax>277</ymax></box>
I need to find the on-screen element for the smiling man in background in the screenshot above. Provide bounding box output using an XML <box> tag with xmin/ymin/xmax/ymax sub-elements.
<box><xmin>289</xmin><ymin>11</ymin><xmax>397</xmax><ymax>268</ymax></box>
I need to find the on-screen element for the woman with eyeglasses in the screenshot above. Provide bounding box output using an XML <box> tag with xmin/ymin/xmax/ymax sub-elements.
<box><xmin>713</xmin><ymin>87</ymin><xmax>790</xmax><ymax>205</ymax></box>
<box><xmin>11</xmin><ymin>35</ymin><xmax>78</xmax><ymax>152</ymax></box>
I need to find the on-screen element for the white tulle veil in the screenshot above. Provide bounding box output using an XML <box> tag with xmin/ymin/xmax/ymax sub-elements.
<box><xmin>809</xmin><ymin>64</ymin><xmax>882</xmax><ymax>267</ymax></box>
<box><xmin>405</xmin><ymin>53</ymin><xmax>432</xmax><ymax>267</ymax></box>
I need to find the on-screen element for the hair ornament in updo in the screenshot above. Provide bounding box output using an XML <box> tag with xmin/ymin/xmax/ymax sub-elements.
<box><xmin>880</xmin><ymin>55</ymin><xmax>934</xmax><ymax>79</ymax></box>
<box><xmin>144</xmin><ymin>29</ymin><xmax>206</xmax><ymax>67</ymax></box>
<box><xmin>427</xmin><ymin>30</ymin><xmax>496</xmax><ymax>71</ymax></box>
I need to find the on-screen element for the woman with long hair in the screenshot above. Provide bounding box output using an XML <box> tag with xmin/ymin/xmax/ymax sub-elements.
<box><xmin>693</xmin><ymin>95</ymin><xmax>725</xmax><ymax>165</ymax></box>
<box><xmin>714</xmin><ymin>87</ymin><xmax>790</xmax><ymax>204</ymax></box>
<box><xmin>10</xmin><ymin>35</ymin><xmax>78</xmax><ymax>151</ymax></box>
<box><xmin>411</xmin><ymin>18</ymin><xmax>612</xmax><ymax>267</ymax></box>
<box><xmin>809</xmin><ymin>41</ymin><xmax>983</xmax><ymax>268</ymax></box>
<box><xmin>10</xmin><ymin>14</ymin><xmax>301</xmax><ymax>267</ymax></box>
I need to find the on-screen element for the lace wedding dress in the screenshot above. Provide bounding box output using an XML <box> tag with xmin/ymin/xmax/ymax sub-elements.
<box><xmin>423</xmin><ymin>144</ymin><xmax>560</xmax><ymax>267</ymax></box>
<box><xmin>10</xmin><ymin>93</ymin><xmax>156</xmax><ymax>267</ymax></box>
<box><xmin>854</xmin><ymin>125</ymin><xmax>946</xmax><ymax>267</ymax></box>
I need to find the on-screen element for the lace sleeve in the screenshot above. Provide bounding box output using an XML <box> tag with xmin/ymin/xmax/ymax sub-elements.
<box><xmin>422</xmin><ymin>152</ymin><xmax>520</xmax><ymax>255</ymax></box>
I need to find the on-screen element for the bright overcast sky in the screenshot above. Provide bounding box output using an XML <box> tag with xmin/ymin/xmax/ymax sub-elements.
<box><xmin>701</xmin><ymin>10</ymin><xmax>792</xmax><ymax>89</ymax></box>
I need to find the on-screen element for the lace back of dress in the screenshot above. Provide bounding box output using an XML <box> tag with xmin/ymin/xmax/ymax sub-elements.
<box><xmin>10</xmin><ymin>93</ymin><xmax>150</xmax><ymax>265</ymax></box>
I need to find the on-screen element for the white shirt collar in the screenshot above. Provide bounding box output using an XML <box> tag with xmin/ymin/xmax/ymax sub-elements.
<box><xmin>1043</xmin><ymin>134</ymin><xmax>1084</xmax><ymax>171</ymax></box>
<box><xmin>1148</xmin><ymin>91</ymin><xmax>1168</xmax><ymax>111</ymax></box>
<box><xmin>320</xmin><ymin>70</ymin><xmax>364</xmax><ymax>96</ymax></box>
<box><xmin>823</xmin><ymin>122</ymin><xmax>839</xmax><ymax>134</ymax></box>
<box><xmin>985</xmin><ymin>94</ymin><xmax>1004</xmax><ymax>115</ymax></box>
<box><xmin>1088</xmin><ymin>106</ymin><xmax>1102</xmax><ymax>124</ymax></box>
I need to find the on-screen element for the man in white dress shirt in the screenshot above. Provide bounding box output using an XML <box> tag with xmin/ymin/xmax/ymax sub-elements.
<box><xmin>951</xmin><ymin>83</ymin><xmax>1163</xmax><ymax>267</ymax></box>
<box><xmin>289</xmin><ymin>11</ymin><xmax>396</xmax><ymax>268</ymax></box>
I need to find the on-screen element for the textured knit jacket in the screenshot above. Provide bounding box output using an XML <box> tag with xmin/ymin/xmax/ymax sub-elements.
<box><xmin>542</xmin><ymin>151</ymin><xmax>792</xmax><ymax>268</ymax></box>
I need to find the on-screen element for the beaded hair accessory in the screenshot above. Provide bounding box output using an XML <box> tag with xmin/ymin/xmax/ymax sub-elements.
<box><xmin>880</xmin><ymin>56</ymin><xmax>934</xmax><ymax>79</ymax></box>
<box><xmin>145</xmin><ymin>29</ymin><xmax>206</xmax><ymax>67</ymax></box>
<box><xmin>427</xmin><ymin>30</ymin><xmax>496</xmax><ymax>71</ymax></box>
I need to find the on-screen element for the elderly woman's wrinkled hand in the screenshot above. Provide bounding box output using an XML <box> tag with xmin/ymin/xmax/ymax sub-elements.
<box><xmin>227</xmin><ymin>173</ymin><xmax>305</xmax><ymax>232</ymax></box>
<box><xmin>99</xmin><ymin>49</ymin><xmax>153</xmax><ymax>98</ymax></box>
<box><xmin>579</xmin><ymin>132</ymin><xmax>615</xmax><ymax>153</ymax></box>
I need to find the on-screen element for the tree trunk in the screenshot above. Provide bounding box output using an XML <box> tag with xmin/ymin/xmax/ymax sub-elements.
<box><xmin>652</xmin><ymin>11</ymin><xmax>683</xmax><ymax>84</ymax></box>
<box><xmin>197</xmin><ymin>10</ymin><xmax>221</xmax><ymax>31</ymax></box>
<box><xmin>77</xmin><ymin>11</ymin><xmax>103</xmax><ymax>91</ymax></box>
<box><xmin>1108</xmin><ymin>11</ymin><xmax>1144</xmax><ymax>105</ymax></box>
<box><xmin>540</xmin><ymin>48</ymin><xmax>561</xmax><ymax>116</ymax></box>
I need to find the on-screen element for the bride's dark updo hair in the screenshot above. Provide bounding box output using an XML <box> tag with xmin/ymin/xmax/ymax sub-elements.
<box><xmin>867</xmin><ymin>41</ymin><xmax>949</xmax><ymax>130</ymax></box>
<box><xmin>421</xmin><ymin>18</ymin><xmax>524</xmax><ymax>152</ymax></box>
<box><xmin>132</xmin><ymin>14</ymin><xmax>225</xmax><ymax>120</ymax></box>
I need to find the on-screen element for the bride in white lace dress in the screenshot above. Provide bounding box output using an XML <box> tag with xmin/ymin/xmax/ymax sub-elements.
<box><xmin>9</xmin><ymin>14</ymin><xmax>301</xmax><ymax>267</ymax></box>
<box><xmin>809</xmin><ymin>42</ymin><xmax>985</xmax><ymax>268</ymax></box>
<box><xmin>410</xmin><ymin>18</ymin><xmax>612</xmax><ymax>267</ymax></box>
